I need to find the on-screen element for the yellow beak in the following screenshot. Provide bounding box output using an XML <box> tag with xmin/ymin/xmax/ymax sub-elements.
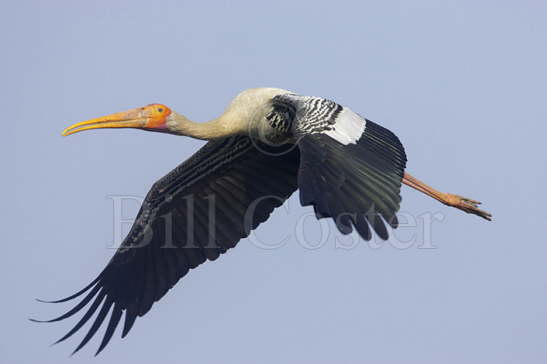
<box><xmin>62</xmin><ymin>104</ymin><xmax>170</xmax><ymax>136</ymax></box>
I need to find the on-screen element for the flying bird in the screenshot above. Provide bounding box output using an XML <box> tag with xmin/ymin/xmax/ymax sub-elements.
<box><xmin>34</xmin><ymin>87</ymin><xmax>491</xmax><ymax>355</ymax></box>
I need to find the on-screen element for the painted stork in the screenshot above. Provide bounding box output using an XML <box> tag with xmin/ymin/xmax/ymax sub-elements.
<box><xmin>33</xmin><ymin>88</ymin><xmax>491</xmax><ymax>355</ymax></box>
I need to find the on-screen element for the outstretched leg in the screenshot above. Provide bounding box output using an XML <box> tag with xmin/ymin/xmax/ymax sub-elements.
<box><xmin>402</xmin><ymin>173</ymin><xmax>492</xmax><ymax>221</ymax></box>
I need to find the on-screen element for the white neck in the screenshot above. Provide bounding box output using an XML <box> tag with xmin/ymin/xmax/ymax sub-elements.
<box><xmin>168</xmin><ymin>87</ymin><xmax>291</xmax><ymax>140</ymax></box>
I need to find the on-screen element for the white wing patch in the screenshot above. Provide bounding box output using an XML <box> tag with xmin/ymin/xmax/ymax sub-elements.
<box><xmin>323</xmin><ymin>107</ymin><xmax>366</xmax><ymax>145</ymax></box>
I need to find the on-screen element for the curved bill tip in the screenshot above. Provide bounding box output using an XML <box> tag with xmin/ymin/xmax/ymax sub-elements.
<box><xmin>61</xmin><ymin>108</ymin><xmax>149</xmax><ymax>137</ymax></box>
<box><xmin>61</xmin><ymin>128</ymin><xmax>71</xmax><ymax>137</ymax></box>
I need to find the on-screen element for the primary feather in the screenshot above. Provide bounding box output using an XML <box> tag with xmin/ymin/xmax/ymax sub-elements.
<box><xmin>36</xmin><ymin>88</ymin><xmax>408</xmax><ymax>354</ymax></box>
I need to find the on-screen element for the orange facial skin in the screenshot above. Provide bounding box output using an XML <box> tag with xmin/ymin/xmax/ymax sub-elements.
<box><xmin>142</xmin><ymin>103</ymin><xmax>171</xmax><ymax>129</ymax></box>
<box><xmin>62</xmin><ymin>104</ymin><xmax>172</xmax><ymax>136</ymax></box>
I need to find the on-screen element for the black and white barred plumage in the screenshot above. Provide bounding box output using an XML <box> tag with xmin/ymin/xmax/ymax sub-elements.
<box><xmin>262</xmin><ymin>92</ymin><xmax>406</xmax><ymax>238</ymax></box>
<box><xmin>36</xmin><ymin>88</ymin><xmax>408</xmax><ymax>355</ymax></box>
<box><xmin>268</xmin><ymin>93</ymin><xmax>407</xmax><ymax>239</ymax></box>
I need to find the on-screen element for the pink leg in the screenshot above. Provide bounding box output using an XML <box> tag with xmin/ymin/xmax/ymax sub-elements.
<box><xmin>402</xmin><ymin>172</ymin><xmax>492</xmax><ymax>221</ymax></box>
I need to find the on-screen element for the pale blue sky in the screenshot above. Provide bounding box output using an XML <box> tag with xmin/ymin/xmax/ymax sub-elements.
<box><xmin>4</xmin><ymin>1</ymin><xmax>547</xmax><ymax>363</ymax></box>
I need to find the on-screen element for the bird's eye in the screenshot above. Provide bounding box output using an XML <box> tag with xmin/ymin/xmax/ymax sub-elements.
<box><xmin>158</xmin><ymin>108</ymin><xmax>164</xmax><ymax>113</ymax></box>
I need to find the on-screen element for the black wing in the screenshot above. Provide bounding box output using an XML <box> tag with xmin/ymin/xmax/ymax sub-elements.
<box><xmin>280</xmin><ymin>94</ymin><xmax>407</xmax><ymax>240</ymax></box>
<box><xmin>34</xmin><ymin>136</ymin><xmax>300</xmax><ymax>355</ymax></box>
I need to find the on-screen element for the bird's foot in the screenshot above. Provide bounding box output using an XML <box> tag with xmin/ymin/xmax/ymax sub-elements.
<box><xmin>441</xmin><ymin>193</ymin><xmax>492</xmax><ymax>221</ymax></box>
<box><xmin>402</xmin><ymin>173</ymin><xmax>492</xmax><ymax>221</ymax></box>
